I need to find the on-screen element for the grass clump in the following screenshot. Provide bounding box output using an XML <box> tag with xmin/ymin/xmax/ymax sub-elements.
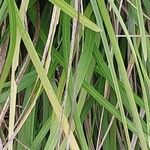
<box><xmin>0</xmin><ymin>0</ymin><xmax>150</xmax><ymax>149</ymax></box>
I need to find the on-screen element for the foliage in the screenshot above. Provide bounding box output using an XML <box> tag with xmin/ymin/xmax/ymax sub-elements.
<box><xmin>0</xmin><ymin>0</ymin><xmax>150</xmax><ymax>149</ymax></box>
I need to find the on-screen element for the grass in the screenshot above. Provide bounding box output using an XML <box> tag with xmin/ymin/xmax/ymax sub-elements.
<box><xmin>0</xmin><ymin>0</ymin><xmax>150</xmax><ymax>149</ymax></box>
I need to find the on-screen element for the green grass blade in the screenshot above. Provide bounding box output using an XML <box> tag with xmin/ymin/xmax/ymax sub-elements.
<box><xmin>49</xmin><ymin>0</ymin><xmax>101</xmax><ymax>32</ymax></box>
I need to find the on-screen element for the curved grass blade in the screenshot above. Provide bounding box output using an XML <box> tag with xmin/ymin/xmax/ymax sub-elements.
<box><xmin>0</xmin><ymin>0</ymin><xmax>17</xmax><ymax>94</ymax></box>
<box><xmin>49</xmin><ymin>0</ymin><xmax>101</xmax><ymax>32</ymax></box>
